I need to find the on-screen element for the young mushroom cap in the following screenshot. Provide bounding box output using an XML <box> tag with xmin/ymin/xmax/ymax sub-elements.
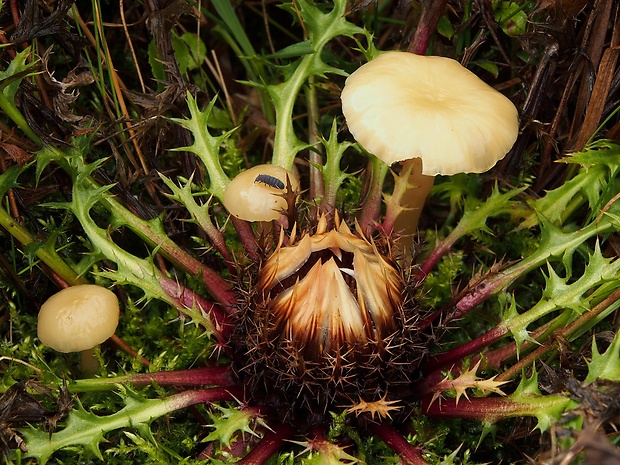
<box><xmin>223</xmin><ymin>164</ymin><xmax>300</xmax><ymax>222</ymax></box>
<box><xmin>37</xmin><ymin>284</ymin><xmax>120</xmax><ymax>353</ymax></box>
<box><xmin>341</xmin><ymin>51</ymin><xmax>519</xmax><ymax>175</ymax></box>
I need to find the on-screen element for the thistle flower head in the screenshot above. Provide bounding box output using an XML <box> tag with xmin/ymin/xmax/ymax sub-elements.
<box><xmin>257</xmin><ymin>214</ymin><xmax>403</xmax><ymax>359</ymax></box>
<box><xmin>233</xmin><ymin>214</ymin><xmax>424</xmax><ymax>421</ymax></box>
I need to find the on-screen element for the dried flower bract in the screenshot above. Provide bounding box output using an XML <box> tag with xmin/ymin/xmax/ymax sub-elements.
<box><xmin>233</xmin><ymin>214</ymin><xmax>425</xmax><ymax>422</ymax></box>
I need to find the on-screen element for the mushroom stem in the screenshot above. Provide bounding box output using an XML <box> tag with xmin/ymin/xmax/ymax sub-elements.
<box><xmin>383</xmin><ymin>158</ymin><xmax>434</xmax><ymax>261</ymax></box>
<box><xmin>80</xmin><ymin>348</ymin><xmax>100</xmax><ymax>377</ymax></box>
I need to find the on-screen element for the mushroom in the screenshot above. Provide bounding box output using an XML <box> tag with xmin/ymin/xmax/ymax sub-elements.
<box><xmin>341</xmin><ymin>51</ymin><xmax>519</xmax><ymax>251</ymax></box>
<box><xmin>38</xmin><ymin>284</ymin><xmax>119</xmax><ymax>374</ymax></box>
<box><xmin>222</xmin><ymin>164</ymin><xmax>300</xmax><ymax>222</ymax></box>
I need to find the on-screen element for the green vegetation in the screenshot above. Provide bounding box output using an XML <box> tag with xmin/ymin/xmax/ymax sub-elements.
<box><xmin>1</xmin><ymin>1</ymin><xmax>619</xmax><ymax>464</ymax></box>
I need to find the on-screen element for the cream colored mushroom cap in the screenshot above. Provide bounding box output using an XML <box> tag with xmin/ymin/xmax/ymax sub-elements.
<box><xmin>223</xmin><ymin>164</ymin><xmax>300</xmax><ymax>222</ymax></box>
<box><xmin>341</xmin><ymin>51</ymin><xmax>519</xmax><ymax>176</ymax></box>
<box><xmin>37</xmin><ymin>284</ymin><xmax>120</xmax><ymax>353</ymax></box>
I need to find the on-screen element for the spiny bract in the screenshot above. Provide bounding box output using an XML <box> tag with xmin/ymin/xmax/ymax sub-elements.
<box><xmin>232</xmin><ymin>214</ymin><xmax>428</xmax><ymax>423</ymax></box>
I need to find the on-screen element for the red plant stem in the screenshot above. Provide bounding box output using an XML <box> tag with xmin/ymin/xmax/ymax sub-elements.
<box><xmin>148</xmin><ymin>231</ymin><xmax>236</xmax><ymax>311</ymax></box>
<box><xmin>161</xmin><ymin>249</ymin><xmax>236</xmax><ymax>311</ymax></box>
<box><xmin>453</xmin><ymin>273</ymin><xmax>517</xmax><ymax>318</ymax></box>
<box><xmin>423</xmin><ymin>277</ymin><xmax>620</xmax><ymax>387</ymax></box>
<box><xmin>417</xmin><ymin>321</ymin><xmax>553</xmax><ymax>394</ymax></box>
<box><xmin>421</xmin><ymin>396</ymin><xmax>518</xmax><ymax>421</ymax></box>
<box><xmin>200</xmin><ymin>214</ymin><xmax>236</xmax><ymax>275</ymax></box>
<box><xmin>407</xmin><ymin>0</ymin><xmax>449</xmax><ymax>55</ymax></box>
<box><xmin>416</xmin><ymin>240</ymin><xmax>452</xmax><ymax>280</ymax></box>
<box><xmin>429</xmin><ymin>280</ymin><xmax>620</xmax><ymax>384</ymax></box>
<box><xmin>497</xmin><ymin>334</ymin><xmax>563</xmax><ymax>384</ymax></box>
<box><xmin>358</xmin><ymin>158</ymin><xmax>388</xmax><ymax>237</ymax></box>
<box><xmin>450</xmin><ymin>216</ymin><xmax>616</xmax><ymax>317</ymax></box>
<box><xmin>417</xmin><ymin>244</ymin><xmax>489</xmax><ymax>329</ymax></box>
<box><xmin>232</xmin><ymin>216</ymin><xmax>258</xmax><ymax>260</ymax></box>
<box><xmin>93</xmin><ymin>181</ymin><xmax>237</xmax><ymax>311</ymax></box>
<box><xmin>158</xmin><ymin>275</ymin><xmax>233</xmax><ymax>341</ymax></box>
<box><xmin>423</xmin><ymin>326</ymin><xmax>507</xmax><ymax>374</ymax></box>
<box><xmin>482</xmin><ymin>318</ymin><xmax>561</xmax><ymax>375</ymax></box>
<box><xmin>368</xmin><ymin>422</ymin><xmax>430</xmax><ymax>465</ymax></box>
<box><xmin>169</xmin><ymin>386</ymin><xmax>244</xmax><ymax>411</ymax></box>
<box><xmin>237</xmin><ymin>423</ymin><xmax>296</xmax><ymax>465</ymax></box>
<box><xmin>134</xmin><ymin>366</ymin><xmax>235</xmax><ymax>387</ymax></box>
<box><xmin>421</xmin><ymin>394</ymin><xmax>569</xmax><ymax>422</ymax></box>
<box><xmin>71</xmin><ymin>366</ymin><xmax>236</xmax><ymax>391</ymax></box>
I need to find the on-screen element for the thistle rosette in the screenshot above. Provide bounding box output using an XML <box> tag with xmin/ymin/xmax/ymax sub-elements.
<box><xmin>233</xmin><ymin>215</ymin><xmax>425</xmax><ymax>422</ymax></box>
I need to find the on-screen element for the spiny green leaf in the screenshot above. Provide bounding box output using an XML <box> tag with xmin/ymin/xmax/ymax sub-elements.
<box><xmin>512</xmin><ymin>368</ymin><xmax>542</xmax><ymax>398</ymax></box>
<box><xmin>35</xmin><ymin>146</ymin><xmax>65</xmax><ymax>184</ymax></box>
<box><xmin>170</xmin><ymin>94</ymin><xmax>232</xmax><ymax>200</ymax></box>
<box><xmin>496</xmin><ymin>212</ymin><xmax>618</xmax><ymax>293</ymax></box>
<box><xmin>122</xmin><ymin>430</ymin><xmax>183</xmax><ymax>463</ymax></box>
<box><xmin>158</xmin><ymin>173</ymin><xmax>214</xmax><ymax>230</ymax></box>
<box><xmin>318</xmin><ymin>119</ymin><xmax>353</xmax><ymax>207</ymax></box>
<box><xmin>520</xmin><ymin>164</ymin><xmax>608</xmax><ymax>229</ymax></box>
<box><xmin>281</xmin><ymin>0</ymin><xmax>364</xmax><ymax>50</ymax></box>
<box><xmin>586</xmin><ymin>331</ymin><xmax>620</xmax><ymax>382</ymax></box>
<box><xmin>267</xmin><ymin>40</ymin><xmax>314</xmax><ymax>59</ymax></box>
<box><xmin>301</xmin><ymin>443</ymin><xmax>360</xmax><ymax>464</ymax></box>
<box><xmin>21</xmin><ymin>387</ymin><xmax>203</xmax><ymax>464</ymax></box>
<box><xmin>502</xmin><ymin>294</ymin><xmax>536</xmax><ymax>354</ymax></box>
<box><xmin>270</xmin><ymin>0</ymin><xmax>370</xmax><ymax>169</ymax></box>
<box><xmin>503</xmin><ymin>242</ymin><xmax>620</xmax><ymax>341</ymax></box>
<box><xmin>518</xmin><ymin>142</ymin><xmax>620</xmax><ymax>229</ymax></box>
<box><xmin>0</xmin><ymin>47</ymin><xmax>35</xmax><ymax>100</ymax></box>
<box><xmin>509</xmin><ymin>369</ymin><xmax>575</xmax><ymax>431</ymax></box>
<box><xmin>0</xmin><ymin>164</ymin><xmax>26</xmax><ymax>197</ymax></box>
<box><xmin>562</xmin><ymin>140</ymin><xmax>620</xmax><ymax>172</ymax></box>
<box><xmin>539</xmin><ymin>264</ymin><xmax>586</xmax><ymax>315</ymax></box>
<box><xmin>22</xmin><ymin>397</ymin><xmax>112</xmax><ymax>464</ymax></box>
<box><xmin>448</xmin><ymin>184</ymin><xmax>526</xmax><ymax>241</ymax></box>
<box><xmin>204</xmin><ymin>405</ymin><xmax>261</xmax><ymax>448</ymax></box>
<box><xmin>297</xmin><ymin>435</ymin><xmax>360</xmax><ymax>465</ymax></box>
<box><xmin>23</xmin><ymin>241</ymin><xmax>45</xmax><ymax>268</ymax></box>
<box><xmin>35</xmin><ymin>134</ymin><xmax>99</xmax><ymax>182</ymax></box>
<box><xmin>476</xmin><ymin>423</ymin><xmax>497</xmax><ymax>451</ymax></box>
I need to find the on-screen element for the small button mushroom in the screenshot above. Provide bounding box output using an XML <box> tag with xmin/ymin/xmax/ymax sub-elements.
<box><xmin>222</xmin><ymin>164</ymin><xmax>300</xmax><ymax>222</ymax></box>
<box><xmin>341</xmin><ymin>51</ymin><xmax>519</xmax><ymax>252</ymax></box>
<box><xmin>38</xmin><ymin>284</ymin><xmax>120</xmax><ymax>374</ymax></box>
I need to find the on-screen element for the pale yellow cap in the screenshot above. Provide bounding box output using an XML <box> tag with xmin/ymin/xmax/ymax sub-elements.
<box><xmin>222</xmin><ymin>164</ymin><xmax>300</xmax><ymax>222</ymax></box>
<box><xmin>341</xmin><ymin>52</ymin><xmax>519</xmax><ymax>176</ymax></box>
<box><xmin>37</xmin><ymin>284</ymin><xmax>119</xmax><ymax>353</ymax></box>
